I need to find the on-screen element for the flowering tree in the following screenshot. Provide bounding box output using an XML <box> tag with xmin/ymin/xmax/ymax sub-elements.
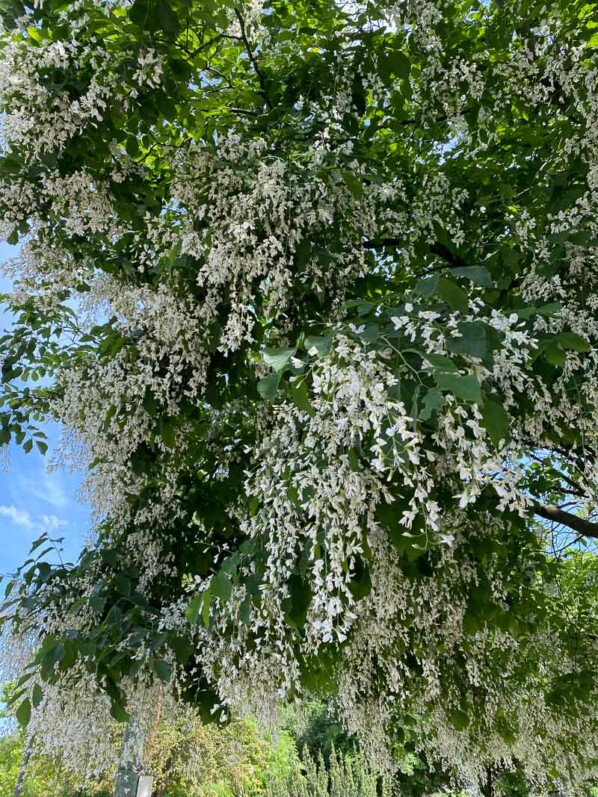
<box><xmin>0</xmin><ymin>0</ymin><xmax>597</xmax><ymax>791</ymax></box>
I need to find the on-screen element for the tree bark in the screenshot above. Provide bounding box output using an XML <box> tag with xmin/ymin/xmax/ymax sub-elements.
<box><xmin>480</xmin><ymin>765</ymin><xmax>494</xmax><ymax>797</ymax></box>
<box><xmin>13</xmin><ymin>744</ymin><xmax>32</xmax><ymax>797</ymax></box>
<box><xmin>113</xmin><ymin>719</ymin><xmax>146</xmax><ymax>797</ymax></box>
<box><xmin>533</xmin><ymin>502</ymin><xmax>598</xmax><ymax>539</ymax></box>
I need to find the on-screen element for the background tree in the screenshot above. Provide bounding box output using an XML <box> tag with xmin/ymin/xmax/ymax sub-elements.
<box><xmin>0</xmin><ymin>0</ymin><xmax>597</xmax><ymax>792</ymax></box>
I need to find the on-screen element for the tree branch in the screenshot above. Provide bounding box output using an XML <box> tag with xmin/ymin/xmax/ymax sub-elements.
<box><xmin>533</xmin><ymin>501</ymin><xmax>598</xmax><ymax>540</ymax></box>
<box><xmin>429</xmin><ymin>242</ymin><xmax>469</xmax><ymax>270</ymax></box>
<box><xmin>227</xmin><ymin>106</ymin><xmax>260</xmax><ymax>117</ymax></box>
<box><xmin>234</xmin><ymin>8</ymin><xmax>273</xmax><ymax>110</ymax></box>
<box><xmin>362</xmin><ymin>239</ymin><xmax>469</xmax><ymax>270</ymax></box>
<box><xmin>527</xmin><ymin>452</ymin><xmax>587</xmax><ymax>498</ymax></box>
<box><xmin>362</xmin><ymin>238</ymin><xmax>402</xmax><ymax>250</ymax></box>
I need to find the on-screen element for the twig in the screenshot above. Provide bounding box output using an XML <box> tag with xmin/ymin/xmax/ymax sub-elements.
<box><xmin>227</xmin><ymin>106</ymin><xmax>260</xmax><ymax>117</ymax></box>
<box><xmin>234</xmin><ymin>8</ymin><xmax>273</xmax><ymax>109</ymax></box>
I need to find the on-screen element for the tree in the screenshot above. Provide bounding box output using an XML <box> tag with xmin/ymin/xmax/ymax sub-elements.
<box><xmin>0</xmin><ymin>0</ymin><xmax>597</xmax><ymax>791</ymax></box>
<box><xmin>0</xmin><ymin>708</ymin><xmax>297</xmax><ymax>797</ymax></box>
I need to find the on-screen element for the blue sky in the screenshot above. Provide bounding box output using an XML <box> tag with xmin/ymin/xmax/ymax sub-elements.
<box><xmin>0</xmin><ymin>244</ymin><xmax>90</xmax><ymax>579</ymax></box>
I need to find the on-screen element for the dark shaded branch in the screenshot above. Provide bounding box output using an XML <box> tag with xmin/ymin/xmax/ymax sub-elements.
<box><xmin>395</xmin><ymin>106</ymin><xmax>476</xmax><ymax>128</ymax></box>
<box><xmin>189</xmin><ymin>32</ymin><xmax>226</xmax><ymax>57</ymax></box>
<box><xmin>234</xmin><ymin>9</ymin><xmax>273</xmax><ymax>109</ymax></box>
<box><xmin>362</xmin><ymin>238</ymin><xmax>403</xmax><ymax>250</ymax></box>
<box><xmin>429</xmin><ymin>242</ymin><xmax>469</xmax><ymax>269</ymax></box>
<box><xmin>174</xmin><ymin>32</ymin><xmax>242</xmax><ymax>60</ymax></box>
<box><xmin>363</xmin><ymin>239</ymin><xmax>469</xmax><ymax>270</ymax></box>
<box><xmin>533</xmin><ymin>501</ymin><xmax>598</xmax><ymax>540</ymax></box>
<box><xmin>527</xmin><ymin>452</ymin><xmax>587</xmax><ymax>498</ymax></box>
<box><xmin>227</xmin><ymin>106</ymin><xmax>260</xmax><ymax>117</ymax></box>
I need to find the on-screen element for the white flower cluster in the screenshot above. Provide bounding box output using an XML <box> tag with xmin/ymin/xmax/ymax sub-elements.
<box><xmin>0</xmin><ymin>37</ymin><xmax>115</xmax><ymax>156</ymax></box>
<box><xmin>337</xmin><ymin>519</ymin><xmax>598</xmax><ymax>793</ymax></box>
<box><xmin>184</xmin><ymin>322</ymin><xmax>548</xmax><ymax>709</ymax></box>
<box><xmin>146</xmin><ymin>134</ymin><xmax>397</xmax><ymax>352</ymax></box>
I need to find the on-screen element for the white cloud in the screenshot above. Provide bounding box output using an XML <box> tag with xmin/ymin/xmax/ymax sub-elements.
<box><xmin>40</xmin><ymin>514</ymin><xmax>67</xmax><ymax>531</ymax></box>
<box><xmin>20</xmin><ymin>469</ymin><xmax>70</xmax><ymax>510</ymax></box>
<box><xmin>0</xmin><ymin>504</ymin><xmax>33</xmax><ymax>528</ymax></box>
<box><xmin>0</xmin><ymin>504</ymin><xmax>67</xmax><ymax>533</ymax></box>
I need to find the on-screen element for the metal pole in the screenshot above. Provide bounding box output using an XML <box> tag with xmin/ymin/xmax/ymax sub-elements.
<box><xmin>113</xmin><ymin>718</ymin><xmax>146</xmax><ymax>797</ymax></box>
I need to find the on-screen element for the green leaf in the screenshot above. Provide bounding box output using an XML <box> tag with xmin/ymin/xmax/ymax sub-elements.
<box><xmin>290</xmin><ymin>379</ymin><xmax>315</xmax><ymax>416</ymax></box>
<box><xmin>114</xmin><ymin>572</ymin><xmax>131</xmax><ymax>598</ymax></box>
<box><xmin>452</xmin><ymin>266</ymin><xmax>492</xmax><ymax>287</ymax></box>
<box><xmin>462</xmin><ymin>611</ymin><xmax>481</xmax><ymax>635</ymax></box>
<box><xmin>545</xmin><ymin>345</ymin><xmax>566</xmax><ymax>367</ymax></box>
<box><xmin>152</xmin><ymin>658</ymin><xmax>172</xmax><ymax>682</ymax></box>
<box><xmin>415</xmin><ymin>274</ymin><xmax>439</xmax><ymax>298</ymax></box>
<box><xmin>437</xmin><ymin>278</ymin><xmax>469</xmax><ymax>314</ymax></box>
<box><xmin>388</xmin><ymin>49</ymin><xmax>410</xmax><ymax>78</ymax></box>
<box><xmin>304</xmin><ymin>334</ymin><xmax>333</xmax><ymax>357</ymax></box>
<box><xmin>27</xmin><ymin>26</ymin><xmax>43</xmax><ymax>43</ymax></box>
<box><xmin>556</xmin><ymin>331</ymin><xmax>591</xmax><ymax>352</ymax></box>
<box><xmin>202</xmin><ymin>588</ymin><xmax>211</xmax><ymax>627</ymax></box>
<box><xmin>423</xmin><ymin>353</ymin><xmax>458</xmax><ymax>372</ymax></box>
<box><xmin>40</xmin><ymin>643</ymin><xmax>64</xmax><ymax>681</ymax></box>
<box><xmin>436</xmin><ymin>373</ymin><xmax>482</xmax><ymax>403</ymax></box>
<box><xmin>449</xmin><ymin>708</ymin><xmax>470</xmax><ymax>731</ymax></box>
<box><xmin>283</xmin><ymin>574</ymin><xmax>312</xmax><ymax>628</ymax></box>
<box><xmin>16</xmin><ymin>698</ymin><xmax>31</xmax><ymax>727</ymax></box>
<box><xmin>32</xmin><ymin>683</ymin><xmax>43</xmax><ymax>709</ymax></box>
<box><xmin>262</xmin><ymin>347</ymin><xmax>295</xmax><ymax>372</ymax></box>
<box><xmin>516</xmin><ymin>302</ymin><xmax>561</xmax><ymax>320</ymax></box>
<box><xmin>390</xmin><ymin>527</ymin><xmax>429</xmax><ymax>559</ymax></box>
<box><xmin>157</xmin><ymin>1</ymin><xmax>180</xmax><ymax>35</ymax></box>
<box><xmin>35</xmin><ymin>439</ymin><xmax>48</xmax><ymax>455</ymax></box>
<box><xmin>160</xmin><ymin>421</ymin><xmax>176</xmax><ymax>449</ymax></box>
<box><xmin>109</xmin><ymin>702</ymin><xmax>130</xmax><ymax>723</ymax></box>
<box><xmin>341</xmin><ymin>170</ymin><xmax>363</xmax><ymax>199</ymax></box>
<box><xmin>481</xmin><ymin>399</ymin><xmax>510</xmax><ymax>446</ymax></box>
<box><xmin>446</xmin><ymin>322</ymin><xmax>488</xmax><ymax>360</ymax></box>
<box><xmin>348</xmin><ymin>447</ymin><xmax>360</xmax><ymax>472</ymax></box>
<box><xmin>420</xmin><ymin>388</ymin><xmax>444</xmax><ymax>420</ymax></box>
<box><xmin>257</xmin><ymin>373</ymin><xmax>280</xmax><ymax>401</ymax></box>
<box><xmin>186</xmin><ymin>593</ymin><xmax>203</xmax><ymax>625</ymax></box>
<box><xmin>143</xmin><ymin>389</ymin><xmax>158</xmax><ymax>416</ymax></box>
<box><xmin>212</xmin><ymin>572</ymin><xmax>232</xmax><ymax>602</ymax></box>
<box><xmin>496</xmin><ymin>713</ymin><xmax>517</xmax><ymax>745</ymax></box>
<box><xmin>379</xmin><ymin>49</ymin><xmax>410</xmax><ymax>83</ymax></box>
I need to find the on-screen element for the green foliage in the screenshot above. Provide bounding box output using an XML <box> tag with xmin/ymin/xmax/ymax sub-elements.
<box><xmin>126</xmin><ymin>711</ymin><xmax>296</xmax><ymax>797</ymax></box>
<box><xmin>1</xmin><ymin>706</ymin><xmax>597</xmax><ymax>796</ymax></box>
<box><xmin>265</xmin><ymin>746</ymin><xmax>388</xmax><ymax>797</ymax></box>
<box><xmin>0</xmin><ymin>735</ymin><xmax>108</xmax><ymax>797</ymax></box>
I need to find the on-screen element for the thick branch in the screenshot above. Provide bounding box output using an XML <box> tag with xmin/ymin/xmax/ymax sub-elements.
<box><xmin>429</xmin><ymin>242</ymin><xmax>469</xmax><ymax>270</ymax></box>
<box><xmin>362</xmin><ymin>239</ymin><xmax>469</xmax><ymax>270</ymax></box>
<box><xmin>234</xmin><ymin>9</ymin><xmax>273</xmax><ymax>109</ymax></box>
<box><xmin>533</xmin><ymin>501</ymin><xmax>598</xmax><ymax>540</ymax></box>
<box><xmin>362</xmin><ymin>237</ymin><xmax>403</xmax><ymax>250</ymax></box>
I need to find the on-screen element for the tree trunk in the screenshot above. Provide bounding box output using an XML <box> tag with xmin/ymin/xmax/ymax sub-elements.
<box><xmin>113</xmin><ymin>719</ymin><xmax>146</xmax><ymax>797</ymax></box>
<box><xmin>481</xmin><ymin>766</ymin><xmax>494</xmax><ymax>797</ymax></box>
<box><xmin>13</xmin><ymin>744</ymin><xmax>32</xmax><ymax>797</ymax></box>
